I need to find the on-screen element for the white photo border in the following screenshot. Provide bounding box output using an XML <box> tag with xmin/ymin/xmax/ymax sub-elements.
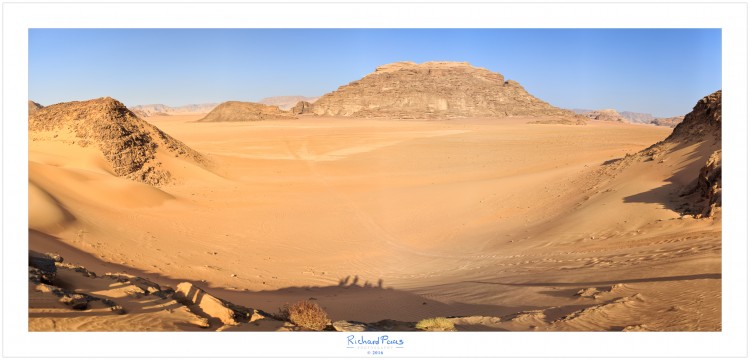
<box><xmin>2</xmin><ymin>1</ymin><xmax>747</xmax><ymax>358</ymax></box>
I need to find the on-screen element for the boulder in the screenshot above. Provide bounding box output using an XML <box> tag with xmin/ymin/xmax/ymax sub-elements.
<box><xmin>28</xmin><ymin>251</ymin><xmax>59</xmax><ymax>284</ymax></box>
<box><xmin>173</xmin><ymin>282</ymin><xmax>253</xmax><ymax>326</ymax></box>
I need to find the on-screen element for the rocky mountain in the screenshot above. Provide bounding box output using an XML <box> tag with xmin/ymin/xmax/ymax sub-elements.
<box><xmin>28</xmin><ymin>100</ymin><xmax>43</xmax><ymax>114</ymax></box>
<box><xmin>581</xmin><ymin>109</ymin><xmax>626</xmax><ymax>122</ymax></box>
<box><xmin>131</xmin><ymin>103</ymin><xmax>219</xmax><ymax>117</ymax></box>
<box><xmin>570</xmin><ymin>109</ymin><xmax>682</xmax><ymax>127</ymax></box>
<box><xmin>310</xmin><ymin>61</ymin><xmax>577</xmax><ymax>119</ymax></box>
<box><xmin>665</xmin><ymin>91</ymin><xmax>721</xmax><ymax>143</ymax></box>
<box><xmin>665</xmin><ymin>91</ymin><xmax>721</xmax><ymax>217</ymax></box>
<box><xmin>259</xmin><ymin>96</ymin><xmax>319</xmax><ymax>110</ymax></box>
<box><xmin>29</xmin><ymin>97</ymin><xmax>205</xmax><ymax>186</ymax></box>
<box><xmin>197</xmin><ymin>101</ymin><xmax>296</xmax><ymax>122</ymax></box>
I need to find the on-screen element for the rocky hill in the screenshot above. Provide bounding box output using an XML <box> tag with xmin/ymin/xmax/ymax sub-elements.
<box><xmin>290</xmin><ymin>101</ymin><xmax>314</xmax><ymax>115</ymax></box>
<box><xmin>29</xmin><ymin>97</ymin><xmax>206</xmax><ymax>186</ymax></box>
<box><xmin>650</xmin><ymin>116</ymin><xmax>684</xmax><ymax>128</ymax></box>
<box><xmin>582</xmin><ymin>109</ymin><xmax>626</xmax><ymax>122</ymax></box>
<box><xmin>197</xmin><ymin>101</ymin><xmax>296</xmax><ymax>122</ymax></box>
<box><xmin>310</xmin><ymin>61</ymin><xmax>577</xmax><ymax>119</ymax></box>
<box><xmin>611</xmin><ymin>90</ymin><xmax>721</xmax><ymax>218</ymax></box>
<box><xmin>662</xmin><ymin>91</ymin><xmax>721</xmax><ymax>217</ymax></box>
<box><xmin>28</xmin><ymin>100</ymin><xmax>43</xmax><ymax>114</ymax></box>
<box><xmin>665</xmin><ymin>91</ymin><xmax>721</xmax><ymax>143</ymax></box>
<box><xmin>259</xmin><ymin>96</ymin><xmax>319</xmax><ymax>110</ymax></box>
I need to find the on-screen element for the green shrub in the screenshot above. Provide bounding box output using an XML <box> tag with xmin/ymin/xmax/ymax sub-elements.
<box><xmin>415</xmin><ymin>317</ymin><xmax>455</xmax><ymax>331</ymax></box>
<box><xmin>278</xmin><ymin>300</ymin><xmax>330</xmax><ymax>330</ymax></box>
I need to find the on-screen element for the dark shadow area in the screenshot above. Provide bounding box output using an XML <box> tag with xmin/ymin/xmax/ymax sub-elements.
<box><xmin>29</xmin><ymin>179</ymin><xmax>77</xmax><ymax>225</ymax></box>
<box><xmin>29</xmin><ymin>229</ymin><xmax>531</xmax><ymax>330</ymax></box>
<box><xmin>621</xmin><ymin>139</ymin><xmax>716</xmax><ymax>213</ymax></box>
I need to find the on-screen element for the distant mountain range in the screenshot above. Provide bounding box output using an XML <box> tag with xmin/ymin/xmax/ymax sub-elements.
<box><xmin>568</xmin><ymin>108</ymin><xmax>683</xmax><ymax>127</ymax></box>
<box><xmin>258</xmin><ymin>96</ymin><xmax>320</xmax><ymax>110</ymax></box>
<box><xmin>130</xmin><ymin>103</ymin><xmax>219</xmax><ymax>117</ymax></box>
<box><xmin>131</xmin><ymin>97</ymin><xmax>321</xmax><ymax>116</ymax></box>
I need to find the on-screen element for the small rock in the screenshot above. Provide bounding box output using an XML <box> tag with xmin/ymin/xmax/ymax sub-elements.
<box><xmin>332</xmin><ymin>320</ymin><xmax>372</xmax><ymax>332</ymax></box>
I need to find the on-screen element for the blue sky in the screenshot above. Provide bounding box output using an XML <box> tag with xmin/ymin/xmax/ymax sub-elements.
<box><xmin>29</xmin><ymin>29</ymin><xmax>721</xmax><ymax>117</ymax></box>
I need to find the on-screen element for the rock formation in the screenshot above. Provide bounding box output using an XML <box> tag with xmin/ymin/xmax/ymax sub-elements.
<box><xmin>290</xmin><ymin>101</ymin><xmax>314</xmax><ymax>115</ymax></box>
<box><xmin>259</xmin><ymin>96</ymin><xmax>319</xmax><ymax>110</ymax></box>
<box><xmin>174</xmin><ymin>282</ymin><xmax>260</xmax><ymax>326</ymax></box>
<box><xmin>650</xmin><ymin>116</ymin><xmax>683</xmax><ymax>128</ymax></box>
<box><xmin>197</xmin><ymin>101</ymin><xmax>297</xmax><ymax>122</ymax></box>
<box><xmin>29</xmin><ymin>97</ymin><xmax>206</xmax><ymax>186</ymax></box>
<box><xmin>582</xmin><ymin>109</ymin><xmax>626</xmax><ymax>122</ymax></box>
<box><xmin>665</xmin><ymin>91</ymin><xmax>721</xmax><ymax>143</ymax></box>
<box><xmin>666</xmin><ymin>90</ymin><xmax>721</xmax><ymax>217</ymax></box>
<box><xmin>310</xmin><ymin>61</ymin><xmax>577</xmax><ymax>119</ymax></box>
<box><xmin>625</xmin><ymin>90</ymin><xmax>721</xmax><ymax>218</ymax></box>
<box><xmin>28</xmin><ymin>100</ymin><xmax>43</xmax><ymax>114</ymax></box>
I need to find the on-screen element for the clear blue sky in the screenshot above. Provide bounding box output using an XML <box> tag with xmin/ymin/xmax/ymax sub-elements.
<box><xmin>29</xmin><ymin>29</ymin><xmax>721</xmax><ymax>117</ymax></box>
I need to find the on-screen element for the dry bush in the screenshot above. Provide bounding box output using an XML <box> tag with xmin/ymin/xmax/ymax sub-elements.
<box><xmin>415</xmin><ymin>317</ymin><xmax>455</xmax><ymax>331</ymax></box>
<box><xmin>278</xmin><ymin>300</ymin><xmax>330</xmax><ymax>330</ymax></box>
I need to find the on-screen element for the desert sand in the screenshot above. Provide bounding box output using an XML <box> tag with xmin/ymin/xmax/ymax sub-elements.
<box><xmin>29</xmin><ymin>111</ymin><xmax>720</xmax><ymax>331</ymax></box>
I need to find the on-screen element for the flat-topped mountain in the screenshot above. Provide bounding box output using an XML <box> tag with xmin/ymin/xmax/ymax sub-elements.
<box><xmin>310</xmin><ymin>61</ymin><xmax>576</xmax><ymax>119</ymax></box>
<box><xmin>29</xmin><ymin>97</ymin><xmax>205</xmax><ymax>186</ymax></box>
<box><xmin>197</xmin><ymin>101</ymin><xmax>296</xmax><ymax>122</ymax></box>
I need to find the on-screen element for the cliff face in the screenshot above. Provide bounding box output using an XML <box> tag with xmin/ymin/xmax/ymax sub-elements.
<box><xmin>666</xmin><ymin>90</ymin><xmax>721</xmax><ymax>143</ymax></box>
<box><xmin>311</xmin><ymin>61</ymin><xmax>576</xmax><ymax>119</ymax></box>
<box><xmin>29</xmin><ymin>97</ymin><xmax>205</xmax><ymax>186</ymax></box>
<box><xmin>668</xmin><ymin>90</ymin><xmax>722</xmax><ymax>217</ymax></box>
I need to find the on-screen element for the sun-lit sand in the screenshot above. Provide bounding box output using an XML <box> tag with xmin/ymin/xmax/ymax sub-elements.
<box><xmin>28</xmin><ymin>114</ymin><xmax>720</xmax><ymax>331</ymax></box>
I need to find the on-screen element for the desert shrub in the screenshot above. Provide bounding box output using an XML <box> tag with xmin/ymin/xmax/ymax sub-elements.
<box><xmin>415</xmin><ymin>317</ymin><xmax>455</xmax><ymax>331</ymax></box>
<box><xmin>278</xmin><ymin>300</ymin><xmax>330</xmax><ymax>330</ymax></box>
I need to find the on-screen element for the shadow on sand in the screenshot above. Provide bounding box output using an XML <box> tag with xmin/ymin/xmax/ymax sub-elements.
<box><xmin>30</xmin><ymin>229</ymin><xmax>533</xmax><ymax>329</ymax></box>
<box><xmin>621</xmin><ymin>140</ymin><xmax>716</xmax><ymax>213</ymax></box>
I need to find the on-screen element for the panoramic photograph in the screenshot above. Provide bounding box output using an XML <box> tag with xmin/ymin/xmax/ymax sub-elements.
<box><xmin>27</xmin><ymin>28</ymin><xmax>721</xmax><ymax>332</ymax></box>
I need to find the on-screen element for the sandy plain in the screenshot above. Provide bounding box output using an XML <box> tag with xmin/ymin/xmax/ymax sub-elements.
<box><xmin>28</xmin><ymin>115</ymin><xmax>720</xmax><ymax>331</ymax></box>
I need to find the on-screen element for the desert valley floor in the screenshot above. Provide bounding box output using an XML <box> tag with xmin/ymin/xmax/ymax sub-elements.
<box><xmin>28</xmin><ymin>115</ymin><xmax>721</xmax><ymax>331</ymax></box>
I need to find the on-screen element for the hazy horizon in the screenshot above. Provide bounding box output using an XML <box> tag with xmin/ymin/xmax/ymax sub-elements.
<box><xmin>29</xmin><ymin>29</ymin><xmax>721</xmax><ymax>117</ymax></box>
